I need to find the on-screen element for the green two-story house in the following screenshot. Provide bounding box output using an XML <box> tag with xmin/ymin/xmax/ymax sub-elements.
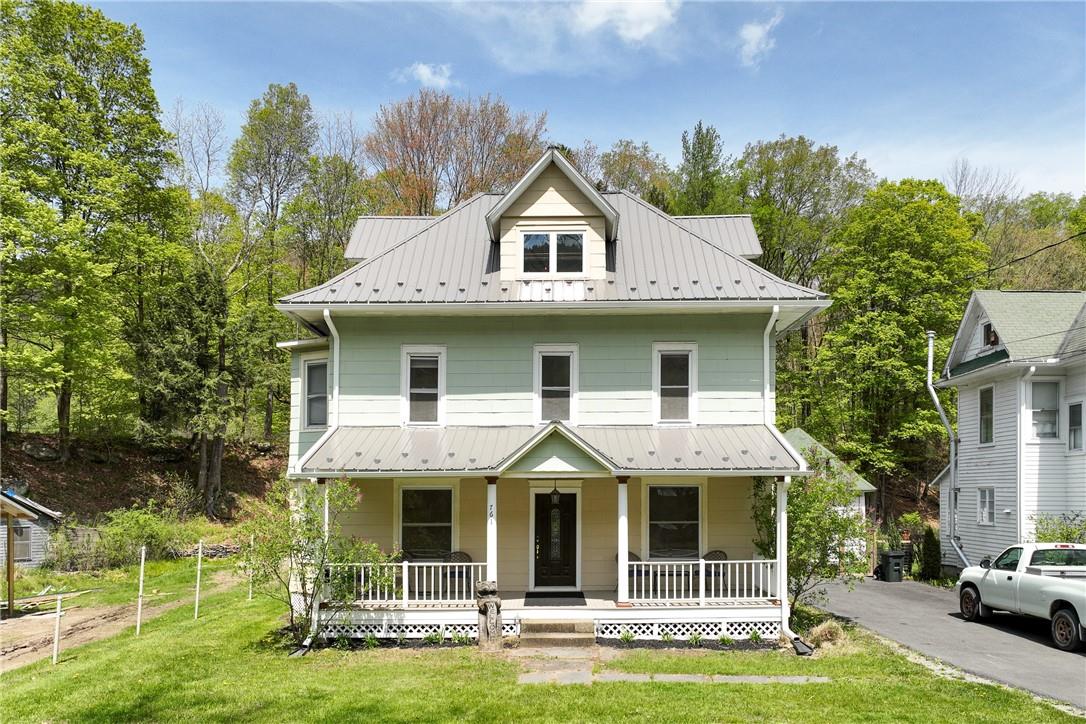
<box><xmin>275</xmin><ymin>148</ymin><xmax>829</xmax><ymax>643</ymax></box>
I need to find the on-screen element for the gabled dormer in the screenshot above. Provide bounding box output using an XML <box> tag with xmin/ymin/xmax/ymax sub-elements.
<box><xmin>486</xmin><ymin>148</ymin><xmax>619</xmax><ymax>282</ymax></box>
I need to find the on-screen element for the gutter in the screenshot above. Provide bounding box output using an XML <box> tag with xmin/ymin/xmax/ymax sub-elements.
<box><xmin>295</xmin><ymin>309</ymin><xmax>341</xmax><ymax>475</ymax></box>
<box><xmin>1017</xmin><ymin>366</ymin><xmax>1036</xmax><ymax>543</ymax></box>
<box><xmin>927</xmin><ymin>331</ymin><xmax>969</xmax><ymax>568</ymax></box>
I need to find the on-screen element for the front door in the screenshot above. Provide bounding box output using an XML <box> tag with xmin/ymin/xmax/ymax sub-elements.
<box><xmin>534</xmin><ymin>492</ymin><xmax>577</xmax><ymax>588</ymax></box>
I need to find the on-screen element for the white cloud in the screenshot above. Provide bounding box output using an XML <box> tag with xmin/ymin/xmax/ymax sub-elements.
<box><xmin>445</xmin><ymin>1</ymin><xmax>684</xmax><ymax>75</ymax></box>
<box><xmin>573</xmin><ymin>0</ymin><xmax>681</xmax><ymax>43</ymax></box>
<box><xmin>394</xmin><ymin>62</ymin><xmax>455</xmax><ymax>89</ymax></box>
<box><xmin>738</xmin><ymin>9</ymin><xmax>783</xmax><ymax>68</ymax></box>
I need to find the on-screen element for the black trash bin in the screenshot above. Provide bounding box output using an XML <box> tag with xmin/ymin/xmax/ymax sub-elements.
<box><xmin>879</xmin><ymin>550</ymin><xmax>905</xmax><ymax>582</ymax></box>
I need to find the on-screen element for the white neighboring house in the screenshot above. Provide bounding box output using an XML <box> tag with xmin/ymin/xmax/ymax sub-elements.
<box><xmin>936</xmin><ymin>290</ymin><xmax>1086</xmax><ymax>574</ymax></box>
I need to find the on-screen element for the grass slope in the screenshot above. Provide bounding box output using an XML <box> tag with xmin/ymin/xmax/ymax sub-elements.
<box><xmin>1</xmin><ymin>582</ymin><xmax>1073</xmax><ymax>723</ymax></box>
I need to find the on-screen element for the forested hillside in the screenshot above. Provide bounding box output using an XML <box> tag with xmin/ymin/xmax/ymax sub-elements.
<box><xmin>3</xmin><ymin>0</ymin><xmax>1084</xmax><ymax>519</ymax></box>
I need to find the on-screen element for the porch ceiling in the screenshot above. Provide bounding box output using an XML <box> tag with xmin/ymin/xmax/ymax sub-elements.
<box><xmin>296</xmin><ymin>423</ymin><xmax>803</xmax><ymax>477</ymax></box>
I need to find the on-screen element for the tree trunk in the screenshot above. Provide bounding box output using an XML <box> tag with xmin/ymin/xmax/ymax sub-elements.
<box><xmin>56</xmin><ymin>377</ymin><xmax>72</xmax><ymax>462</ymax></box>
<box><xmin>264</xmin><ymin>384</ymin><xmax>274</xmax><ymax>440</ymax></box>
<box><xmin>0</xmin><ymin>324</ymin><xmax>8</xmax><ymax>438</ymax></box>
<box><xmin>205</xmin><ymin>435</ymin><xmax>225</xmax><ymax>518</ymax></box>
<box><xmin>197</xmin><ymin>432</ymin><xmax>209</xmax><ymax>496</ymax></box>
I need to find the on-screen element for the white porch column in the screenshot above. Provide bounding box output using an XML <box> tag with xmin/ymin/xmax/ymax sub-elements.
<box><xmin>776</xmin><ymin>476</ymin><xmax>791</xmax><ymax>623</ymax></box>
<box><xmin>486</xmin><ymin>477</ymin><xmax>498</xmax><ymax>583</ymax></box>
<box><xmin>617</xmin><ymin>476</ymin><xmax>630</xmax><ymax>605</ymax></box>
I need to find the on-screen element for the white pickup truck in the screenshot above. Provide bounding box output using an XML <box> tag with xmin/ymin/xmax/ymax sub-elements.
<box><xmin>957</xmin><ymin>543</ymin><xmax>1086</xmax><ymax>652</ymax></box>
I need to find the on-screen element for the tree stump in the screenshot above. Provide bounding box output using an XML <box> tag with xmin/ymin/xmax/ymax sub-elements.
<box><xmin>475</xmin><ymin>580</ymin><xmax>502</xmax><ymax>652</ymax></box>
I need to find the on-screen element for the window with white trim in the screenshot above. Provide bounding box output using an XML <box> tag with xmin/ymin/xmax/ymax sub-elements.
<box><xmin>12</xmin><ymin>522</ymin><xmax>31</xmax><ymax>562</ymax></box>
<box><xmin>978</xmin><ymin>386</ymin><xmax>994</xmax><ymax>444</ymax></box>
<box><xmin>1069</xmin><ymin>402</ymin><xmax>1083</xmax><ymax>451</ymax></box>
<box><xmin>400</xmin><ymin>488</ymin><xmax>453</xmax><ymax>560</ymax></box>
<box><xmin>304</xmin><ymin>360</ymin><xmax>328</xmax><ymax>428</ymax></box>
<box><xmin>402</xmin><ymin>346</ymin><xmax>445</xmax><ymax>425</ymax></box>
<box><xmin>647</xmin><ymin>485</ymin><xmax>700</xmax><ymax>560</ymax></box>
<box><xmin>982</xmin><ymin>322</ymin><xmax>999</xmax><ymax>347</ymax></box>
<box><xmin>1030</xmin><ymin>381</ymin><xmax>1059</xmax><ymax>439</ymax></box>
<box><xmin>977</xmin><ymin>487</ymin><xmax>995</xmax><ymax>526</ymax></box>
<box><xmin>535</xmin><ymin>345</ymin><xmax>576</xmax><ymax>422</ymax></box>
<box><xmin>654</xmin><ymin>344</ymin><xmax>696</xmax><ymax>422</ymax></box>
<box><xmin>521</xmin><ymin>231</ymin><xmax>584</xmax><ymax>274</ymax></box>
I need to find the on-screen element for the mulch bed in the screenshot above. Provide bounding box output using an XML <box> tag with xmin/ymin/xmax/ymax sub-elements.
<box><xmin>597</xmin><ymin>638</ymin><xmax>778</xmax><ymax>652</ymax></box>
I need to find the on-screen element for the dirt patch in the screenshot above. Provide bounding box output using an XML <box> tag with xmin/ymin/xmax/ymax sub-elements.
<box><xmin>0</xmin><ymin>572</ymin><xmax>239</xmax><ymax>671</ymax></box>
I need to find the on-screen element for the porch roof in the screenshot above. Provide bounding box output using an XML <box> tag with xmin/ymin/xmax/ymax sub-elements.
<box><xmin>295</xmin><ymin>423</ymin><xmax>804</xmax><ymax>477</ymax></box>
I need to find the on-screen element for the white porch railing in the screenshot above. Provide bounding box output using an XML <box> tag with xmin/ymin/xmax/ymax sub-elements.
<box><xmin>325</xmin><ymin>562</ymin><xmax>486</xmax><ymax>607</ymax></box>
<box><xmin>627</xmin><ymin>559</ymin><xmax>777</xmax><ymax>605</ymax></box>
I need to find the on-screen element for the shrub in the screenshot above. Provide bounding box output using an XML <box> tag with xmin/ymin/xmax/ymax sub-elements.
<box><xmin>808</xmin><ymin>620</ymin><xmax>844</xmax><ymax>648</ymax></box>
<box><xmin>44</xmin><ymin>504</ymin><xmax>191</xmax><ymax>571</ymax></box>
<box><xmin>1032</xmin><ymin>511</ymin><xmax>1086</xmax><ymax>544</ymax></box>
<box><xmin>920</xmin><ymin>526</ymin><xmax>942</xmax><ymax>580</ymax></box>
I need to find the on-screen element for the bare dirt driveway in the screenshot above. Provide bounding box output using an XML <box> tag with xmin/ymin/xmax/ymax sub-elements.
<box><xmin>819</xmin><ymin>578</ymin><xmax>1086</xmax><ymax>709</ymax></box>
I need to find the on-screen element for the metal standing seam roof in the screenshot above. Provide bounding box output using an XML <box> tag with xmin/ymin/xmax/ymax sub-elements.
<box><xmin>279</xmin><ymin>192</ymin><xmax>825</xmax><ymax>306</ymax></box>
<box><xmin>673</xmin><ymin>216</ymin><xmax>762</xmax><ymax>259</ymax></box>
<box><xmin>297</xmin><ymin>424</ymin><xmax>804</xmax><ymax>476</ymax></box>
<box><xmin>344</xmin><ymin>216</ymin><xmax>434</xmax><ymax>261</ymax></box>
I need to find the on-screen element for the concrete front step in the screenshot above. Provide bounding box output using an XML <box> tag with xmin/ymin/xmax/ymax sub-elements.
<box><xmin>518</xmin><ymin>631</ymin><xmax>596</xmax><ymax>648</ymax></box>
<box><xmin>520</xmin><ymin>619</ymin><xmax>595</xmax><ymax>635</ymax></box>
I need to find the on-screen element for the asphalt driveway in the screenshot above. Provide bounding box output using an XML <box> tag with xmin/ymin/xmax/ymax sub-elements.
<box><xmin>818</xmin><ymin>578</ymin><xmax>1086</xmax><ymax>709</ymax></box>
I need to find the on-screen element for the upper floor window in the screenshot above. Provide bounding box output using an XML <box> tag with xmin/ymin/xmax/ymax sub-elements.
<box><xmin>534</xmin><ymin>345</ymin><xmax>577</xmax><ymax>423</ymax></box>
<box><xmin>304</xmin><ymin>360</ymin><xmax>328</xmax><ymax>428</ymax></box>
<box><xmin>978</xmin><ymin>386</ymin><xmax>994</xmax><ymax>444</ymax></box>
<box><xmin>522</xmin><ymin>231</ymin><xmax>583</xmax><ymax>274</ymax></box>
<box><xmin>1069</xmin><ymin>402</ymin><xmax>1083</xmax><ymax>451</ymax></box>
<box><xmin>402</xmin><ymin>345</ymin><xmax>445</xmax><ymax>425</ymax></box>
<box><xmin>1030</xmin><ymin>381</ymin><xmax>1059</xmax><ymax>439</ymax></box>
<box><xmin>982</xmin><ymin>322</ymin><xmax>999</xmax><ymax>347</ymax></box>
<box><xmin>653</xmin><ymin>343</ymin><xmax>697</xmax><ymax>423</ymax></box>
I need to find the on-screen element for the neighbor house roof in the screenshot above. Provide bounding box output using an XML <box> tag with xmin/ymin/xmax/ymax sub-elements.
<box><xmin>1</xmin><ymin>489</ymin><xmax>62</xmax><ymax>522</ymax></box>
<box><xmin>782</xmin><ymin>428</ymin><xmax>875</xmax><ymax>492</ymax></box>
<box><xmin>673</xmin><ymin>215</ymin><xmax>762</xmax><ymax>259</ymax></box>
<box><xmin>345</xmin><ymin>216</ymin><xmax>434</xmax><ymax>262</ymax></box>
<box><xmin>278</xmin><ymin>192</ymin><xmax>825</xmax><ymax>308</ymax></box>
<box><xmin>944</xmin><ymin>290</ymin><xmax>1086</xmax><ymax>381</ymax></box>
<box><xmin>295</xmin><ymin>423</ymin><xmax>805</xmax><ymax>477</ymax></box>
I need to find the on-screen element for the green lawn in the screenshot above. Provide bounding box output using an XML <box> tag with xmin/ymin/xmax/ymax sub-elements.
<box><xmin>1</xmin><ymin>583</ymin><xmax>1074</xmax><ymax>723</ymax></box>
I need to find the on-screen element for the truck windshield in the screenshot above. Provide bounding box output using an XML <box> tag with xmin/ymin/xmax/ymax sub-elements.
<box><xmin>1029</xmin><ymin>549</ymin><xmax>1086</xmax><ymax>566</ymax></box>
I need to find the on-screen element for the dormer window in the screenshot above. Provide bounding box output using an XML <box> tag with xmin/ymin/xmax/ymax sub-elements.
<box><xmin>982</xmin><ymin>322</ymin><xmax>999</xmax><ymax>347</ymax></box>
<box><xmin>522</xmin><ymin>232</ymin><xmax>584</xmax><ymax>275</ymax></box>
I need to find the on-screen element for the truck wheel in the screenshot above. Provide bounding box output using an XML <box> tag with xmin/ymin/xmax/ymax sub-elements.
<box><xmin>1051</xmin><ymin>609</ymin><xmax>1083</xmax><ymax>652</ymax></box>
<box><xmin>959</xmin><ymin>586</ymin><xmax>989</xmax><ymax>622</ymax></box>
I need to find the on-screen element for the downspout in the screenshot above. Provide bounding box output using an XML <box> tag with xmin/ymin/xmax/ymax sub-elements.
<box><xmin>295</xmin><ymin>309</ymin><xmax>341</xmax><ymax>474</ymax></box>
<box><xmin>927</xmin><ymin>331</ymin><xmax>969</xmax><ymax>568</ymax></box>
<box><xmin>1017</xmin><ymin>366</ymin><xmax>1036</xmax><ymax>543</ymax></box>
<box><xmin>763</xmin><ymin>306</ymin><xmax>780</xmax><ymax>426</ymax></box>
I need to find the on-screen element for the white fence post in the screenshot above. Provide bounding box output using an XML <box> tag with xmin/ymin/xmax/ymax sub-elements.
<box><xmin>51</xmin><ymin>595</ymin><xmax>62</xmax><ymax>665</ymax></box>
<box><xmin>194</xmin><ymin>540</ymin><xmax>203</xmax><ymax>619</ymax></box>
<box><xmin>248</xmin><ymin>534</ymin><xmax>254</xmax><ymax>602</ymax></box>
<box><xmin>136</xmin><ymin>545</ymin><xmax>146</xmax><ymax>635</ymax></box>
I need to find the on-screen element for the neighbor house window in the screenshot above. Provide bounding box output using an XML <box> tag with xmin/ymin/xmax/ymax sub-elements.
<box><xmin>12</xmin><ymin>523</ymin><xmax>31</xmax><ymax>562</ymax></box>
<box><xmin>982</xmin><ymin>322</ymin><xmax>999</xmax><ymax>347</ymax></box>
<box><xmin>1030</xmin><ymin>381</ymin><xmax>1059</xmax><ymax>439</ymax></box>
<box><xmin>402</xmin><ymin>346</ymin><xmax>445</xmax><ymax>424</ymax></box>
<box><xmin>521</xmin><ymin>231</ymin><xmax>584</xmax><ymax>274</ymax></box>
<box><xmin>400</xmin><ymin>488</ymin><xmax>453</xmax><ymax>560</ymax></box>
<box><xmin>977</xmin><ymin>487</ymin><xmax>995</xmax><ymax>525</ymax></box>
<box><xmin>304</xmin><ymin>360</ymin><xmax>328</xmax><ymax>428</ymax></box>
<box><xmin>1069</xmin><ymin>402</ymin><xmax>1083</xmax><ymax>451</ymax></box>
<box><xmin>654</xmin><ymin>343</ymin><xmax>697</xmax><ymax>422</ymax></box>
<box><xmin>978</xmin><ymin>386</ymin><xmax>994</xmax><ymax>444</ymax></box>
<box><xmin>535</xmin><ymin>345</ymin><xmax>577</xmax><ymax>422</ymax></box>
<box><xmin>647</xmin><ymin>485</ymin><xmax>700</xmax><ymax>560</ymax></box>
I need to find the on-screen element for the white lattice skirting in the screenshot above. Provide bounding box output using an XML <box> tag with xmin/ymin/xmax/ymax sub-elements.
<box><xmin>594</xmin><ymin>619</ymin><xmax>780</xmax><ymax>641</ymax></box>
<box><xmin>320</xmin><ymin>620</ymin><xmax>520</xmax><ymax>640</ymax></box>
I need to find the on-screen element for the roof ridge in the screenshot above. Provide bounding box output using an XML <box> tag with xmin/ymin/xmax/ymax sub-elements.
<box><xmin>673</xmin><ymin>214</ymin><xmax>753</xmax><ymax>219</ymax></box>
<box><xmin>616</xmin><ymin>190</ymin><xmax>825</xmax><ymax>298</ymax></box>
<box><xmin>281</xmin><ymin>194</ymin><xmax>489</xmax><ymax>303</ymax></box>
<box><xmin>355</xmin><ymin>214</ymin><xmax>434</xmax><ymax>220</ymax></box>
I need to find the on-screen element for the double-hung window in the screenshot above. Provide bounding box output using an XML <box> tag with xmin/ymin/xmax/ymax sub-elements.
<box><xmin>535</xmin><ymin>345</ymin><xmax>577</xmax><ymax>423</ymax></box>
<box><xmin>304</xmin><ymin>360</ymin><xmax>328</xmax><ymax>428</ymax></box>
<box><xmin>978</xmin><ymin>387</ymin><xmax>994</xmax><ymax>444</ymax></box>
<box><xmin>400</xmin><ymin>488</ymin><xmax>453</xmax><ymax>560</ymax></box>
<box><xmin>977</xmin><ymin>487</ymin><xmax>995</xmax><ymax>525</ymax></box>
<box><xmin>1030</xmin><ymin>381</ymin><xmax>1059</xmax><ymax>439</ymax></box>
<box><xmin>654</xmin><ymin>343</ymin><xmax>697</xmax><ymax>423</ymax></box>
<box><xmin>1069</xmin><ymin>402</ymin><xmax>1083</xmax><ymax>452</ymax></box>
<box><xmin>521</xmin><ymin>231</ymin><xmax>584</xmax><ymax>274</ymax></box>
<box><xmin>12</xmin><ymin>523</ymin><xmax>31</xmax><ymax>562</ymax></box>
<box><xmin>402</xmin><ymin>346</ymin><xmax>445</xmax><ymax>425</ymax></box>
<box><xmin>647</xmin><ymin>485</ymin><xmax>701</xmax><ymax>560</ymax></box>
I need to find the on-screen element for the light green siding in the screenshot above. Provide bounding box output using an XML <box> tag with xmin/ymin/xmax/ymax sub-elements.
<box><xmin>505</xmin><ymin>432</ymin><xmax>608</xmax><ymax>473</ymax></box>
<box><xmin>288</xmin><ymin>349</ymin><xmax>331</xmax><ymax>469</ymax></box>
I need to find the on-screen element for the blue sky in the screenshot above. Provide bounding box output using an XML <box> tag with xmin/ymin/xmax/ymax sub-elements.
<box><xmin>95</xmin><ymin>1</ymin><xmax>1085</xmax><ymax>193</ymax></box>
